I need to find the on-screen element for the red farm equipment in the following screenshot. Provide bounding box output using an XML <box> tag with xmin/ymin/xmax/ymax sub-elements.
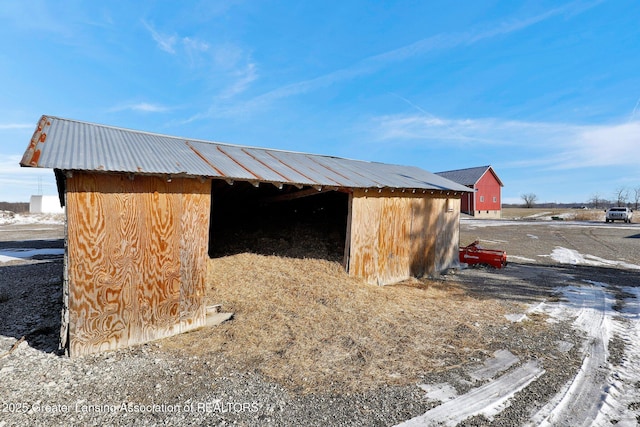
<box><xmin>459</xmin><ymin>241</ymin><xmax>507</xmax><ymax>269</ymax></box>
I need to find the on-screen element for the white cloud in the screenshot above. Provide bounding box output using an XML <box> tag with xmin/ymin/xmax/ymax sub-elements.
<box><xmin>143</xmin><ymin>20</ymin><xmax>211</xmax><ymax>61</ymax></box>
<box><xmin>371</xmin><ymin>112</ymin><xmax>640</xmax><ymax>170</ymax></box>
<box><xmin>219</xmin><ymin>62</ymin><xmax>258</xmax><ymax>99</ymax></box>
<box><xmin>0</xmin><ymin>123</ymin><xmax>32</xmax><ymax>130</ymax></box>
<box><xmin>569</xmin><ymin>121</ymin><xmax>640</xmax><ymax>168</ymax></box>
<box><xmin>141</xmin><ymin>22</ymin><xmax>255</xmax><ymax>100</ymax></box>
<box><xmin>183</xmin><ymin>37</ymin><xmax>209</xmax><ymax>53</ymax></box>
<box><xmin>142</xmin><ymin>20</ymin><xmax>177</xmax><ymax>54</ymax></box>
<box><xmin>109</xmin><ymin>102</ymin><xmax>170</xmax><ymax>113</ymax></box>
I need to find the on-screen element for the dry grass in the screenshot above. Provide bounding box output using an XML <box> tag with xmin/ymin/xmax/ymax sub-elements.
<box><xmin>502</xmin><ymin>207</ymin><xmax>605</xmax><ymax>221</ymax></box>
<box><xmin>572</xmin><ymin>210</ymin><xmax>605</xmax><ymax>221</ymax></box>
<box><xmin>164</xmin><ymin>253</ymin><xmax>524</xmax><ymax>393</ymax></box>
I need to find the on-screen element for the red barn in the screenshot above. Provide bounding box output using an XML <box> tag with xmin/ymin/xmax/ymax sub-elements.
<box><xmin>436</xmin><ymin>166</ymin><xmax>503</xmax><ymax>218</ymax></box>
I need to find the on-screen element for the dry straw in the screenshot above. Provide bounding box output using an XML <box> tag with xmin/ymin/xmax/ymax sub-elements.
<box><xmin>166</xmin><ymin>253</ymin><xmax>525</xmax><ymax>393</ymax></box>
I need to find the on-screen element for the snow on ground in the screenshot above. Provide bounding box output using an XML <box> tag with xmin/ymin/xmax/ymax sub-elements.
<box><xmin>401</xmin><ymin>275</ymin><xmax>640</xmax><ymax>425</ymax></box>
<box><xmin>461</xmin><ymin>218</ymin><xmax>632</xmax><ymax>231</ymax></box>
<box><xmin>528</xmin><ymin>280</ymin><xmax>640</xmax><ymax>426</ymax></box>
<box><xmin>0</xmin><ymin>248</ymin><xmax>65</xmax><ymax>263</ymax></box>
<box><xmin>508</xmin><ymin>255</ymin><xmax>537</xmax><ymax>263</ymax></box>
<box><xmin>529</xmin><ymin>282</ymin><xmax>614</xmax><ymax>426</ymax></box>
<box><xmin>547</xmin><ymin>247</ymin><xmax>640</xmax><ymax>270</ymax></box>
<box><xmin>595</xmin><ymin>286</ymin><xmax>640</xmax><ymax>426</ymax></box>
<box><xmin>398</xmin><ymin>361</ymin><xmax>544</xmax><ymax>427</ymax></box>
<box><xmin>0</xmin><ymin>212</ymin><xmax>65</xmax><ymax>226</ymax></box>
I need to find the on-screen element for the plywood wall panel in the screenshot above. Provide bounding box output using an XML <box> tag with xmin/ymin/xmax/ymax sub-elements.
<box><xmin>67</xmin><ymin>174</ymin><xmax>136</xmax><ymax>355</ymax></box>
<box><xmin>435</xmin><ymin>198</ymin><xmax>460</xmax><ymax>272</ymax></box>
<box><xmin>348</xmin><ymin>190</ymin><xmax>460</xmax><ymax>285</ymax></box>
<box><xmin>349</xmin><ymin>190</ymin><xmax>380</xmax><ymax>281</ymax></box>
<box><xmin>65</xmin><ymin>173</ymin><xmax>210</xmax><ymax>356</ymax></box>
<box><xmin>178</xmin><ymin>178</ymin><xmax>209</xmax><ymax>331</ymax></box>
<box><xmin>131</xmin><ymin>178</ymin><xmax>182</xmax><ymax>346</ymax></box>
<box><xmin>375</xmin><ymin>195</ymin><xmax>412</xmax><ymax>284</ymax></box>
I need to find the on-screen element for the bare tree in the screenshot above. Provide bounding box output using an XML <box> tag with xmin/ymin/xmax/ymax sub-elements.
<box><xmin>634</xmin><ymin>186</ymin><xmax>640</xmax><ymax>210</ymax></box>
<box><xmin>521</xmin><ymin>193</ymin><xmax>538</xmax><ymax>208</ymax></box>
<box><xmin>614</xmin><ymin>187</ymin><xmax>629</xmax><ymax>206</ymax></box>
<box><xmin>589</xmin><ymin>193</ymin><xmax>604</xmax><ymax>209</ymax></box>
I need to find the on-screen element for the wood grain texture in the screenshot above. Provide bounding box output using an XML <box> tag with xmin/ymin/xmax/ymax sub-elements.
<box><xmin>435</xmin><ymin>197</ymin><xmax>460</xmax><ymax>272</ymax></box>
<box><xmin>65</xmin><ymin>172</ymin><xmax>210</xmax><ymax>356</ymax></box>
<box><xmin>178</xmin><ymin>178</ymin><xmax>209</xmax><ymax>332</ymax></box>
<box><xmin>349</xmin><ymin>190</ymin><xmax>380</xmax><ymax>282</ymax></box>
<box><xmin>348</xmin><ymin>190</ymin><xmax>460</xmax><ymax>285</ymax></box>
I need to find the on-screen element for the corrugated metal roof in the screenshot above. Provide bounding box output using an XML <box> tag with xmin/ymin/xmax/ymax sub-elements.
<box><xmin>20</xmin><ymin>115</ymin><xmax>471</xmax><ymax>193</ymax></box>
<box><xmin>436</xmin><ymin>165</ymin><xmax>503</xmax><ymax>187</ymax></box>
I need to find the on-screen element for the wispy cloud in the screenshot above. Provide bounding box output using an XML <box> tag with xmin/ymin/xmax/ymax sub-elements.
<box><xmin>141</xmin><ymin>22</ymin><xmax>256</xmax><ymax>102</ymax></box>
<box><xmin>0</xmin><ymin>123</ymin><xmax>32</xmax><ymax>130</ymax></box>
<box><xmin>630</xmin><ymin>97</ymin><xmax>640</xmax><ymax>121</ymax></box>
<box><xmin>219</xmin><ymin>63</ymin><xmax>258</xmax><ymax>99</ymax></box>
<box><xmin>203</xmin><ymin>0</ymin><xmax>599</xmax><ymax>118</ymax></box>
<box><xmin>573</xmin><ymin>121</ymin><xmax>640</xmax><ymax>168</ymax></box>
<box><xmin>210</xmin><ymin>43</ymin><xmax>258</xmax><ymax>99</ymax></box>
<box><xmin>371</xmin><ymin>112</ymin><xmax>640</xmax><ymax>170</ymax></box>
<box><xmin>142</xmin><ymin>20</ymin><xmax>211</xmax><ymax>60</ymax></box>
<box><xmin>109</xmin><ymin>102</ymin><xmax>171</xmax><ymax>113</ymax></box>
<box><xmin>142</xmin><ymin>20</ymin><xmax>177</xmax><ymax>54</ymax></box>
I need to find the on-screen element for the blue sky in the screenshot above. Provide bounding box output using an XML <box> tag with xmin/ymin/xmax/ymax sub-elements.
<box><xmin>1</xmin><ymin>0</ymin><xmax>639</xmax><ymax>204</ymax></box>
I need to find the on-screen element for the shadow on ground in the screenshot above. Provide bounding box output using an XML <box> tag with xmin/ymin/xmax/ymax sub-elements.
<box><xmin>0</xmin><ymin>258</ymin><xmax>63</xmax><ymax>354</ymax></box>
<box><xmin>453</xmin><ymin>261</ymin><xmax>640</xmax><ymax>310</ymax></box>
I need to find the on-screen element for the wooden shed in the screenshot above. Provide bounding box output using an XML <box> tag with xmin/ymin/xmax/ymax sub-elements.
<box><xmin>20</xmin><ymin>115</ymin><xmax>471</xmax><ymax>356</ymax></box>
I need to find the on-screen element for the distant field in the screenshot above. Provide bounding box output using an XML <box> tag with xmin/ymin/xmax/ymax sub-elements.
<box><xmin>501</xmin><ymin>207</ymin><xmax>607</xmax><ymax>222</ymax></box>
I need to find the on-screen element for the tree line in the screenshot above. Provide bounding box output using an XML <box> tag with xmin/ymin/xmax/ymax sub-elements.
<box><xmin>589</xmin><ymin>186</ymin><xmax>640</xmax><ymax>209</ymax></box>
<box><xmin>0</xmin><ymin>202</ymin><xmax>29</xmax><ymax>213</ymax></box>
<box><xmin>520</xmin><ymin>185</ymin><xmax>640</xmax><ymax>209</ymax></box>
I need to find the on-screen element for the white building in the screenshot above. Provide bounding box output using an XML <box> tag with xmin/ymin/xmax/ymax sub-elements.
<box><xmin>29</xmin><ymin>195</ymin><xmax>64</xmax><ymax>214</ymax></box>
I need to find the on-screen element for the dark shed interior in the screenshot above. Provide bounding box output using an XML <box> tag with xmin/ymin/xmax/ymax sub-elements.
<box><xmin>208</xmin><ymin>180</ymin><xmax>349</xmax><ymax>262</ymax></box>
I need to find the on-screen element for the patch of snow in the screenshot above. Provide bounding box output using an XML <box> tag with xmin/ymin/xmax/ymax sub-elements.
<box><xmin>594</xmin><ymin>286</ymin><xmax>640</xmax><ymax>426</ymax></box>
<box><xmin>418</xmin><ymin>383</ymin><xmax>459</xmax><ymax>403</ymax></box>
<box><xmin>0</xmin><ymin>248</ymin><xmax>65</xmax><ymax>263</ymax></box>
<box><xmin>505</xmin><ymin>313</ymin><xmax>528</xmax><ymax>322</ymax></box>
<box><xmin>0</xmin><ymin>213</ymin><xmax>64</xmax><ymax>226</ymax></box>
<box><xmin>0</xmin><ymin>254</ymin><xmax>22</xmax><ymax>263</ymax></box>
<box><xmin>530</xmin><ymin>282</ymin><xmax>616</xmax><ymax>426</ymax></box>
<box><xmin>508</xmin><ymin>255</ymin><xmax>537</xmax><ymax>263</ymax></box>
<box><xmin>555</xmin><ymin>340</ymin><xmax>574</xmax><ymax>353</ymax></box>
<box><xmin>550</xmin><ymin>247</ymin><xmax>640</xmax><ymax>270</ymax></box>
<box><xmin>527</xmin><ymin>234</ymin><xmax>539</xmax><ymax>239</ymax></box>
<box><xmin>469</xmin><ymin>350</ymin><xmax>520</xmax><ymax>381</ymax></box>
<box><xmin>461</xmin><ymin>218</ymin><xmax>633</xmax><ymax>230</ymax></box>
<box><xmin>397</xmin><ymin>361</ymin><xmax>544</xmax><ymax>426</ymax></box>
<box><xmin>524</xmin><ymin>212</ymin><xmax>552</xmax><ymax>219</ymax></box>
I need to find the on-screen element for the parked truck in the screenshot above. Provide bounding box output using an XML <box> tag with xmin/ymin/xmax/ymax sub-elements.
<box><xmin>605</xmin><ymin>207</ymin><xmax>633</xmax><ymax>223</ymax></box>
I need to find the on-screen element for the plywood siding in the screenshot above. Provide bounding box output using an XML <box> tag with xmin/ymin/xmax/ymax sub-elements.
<box><xmin>65</xmin><ymin>172</ymin><xmax>210</xmax><ymax>356</ymax></box>
<box><xmin>435</xmin><ymin>198</ymin><xmax>460</xmax><ymax>272</ymax></box>
<box><xmin>348</xmin><ymin>190</ymin><xmax>460</xmax><ymax>285</ymax></box>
